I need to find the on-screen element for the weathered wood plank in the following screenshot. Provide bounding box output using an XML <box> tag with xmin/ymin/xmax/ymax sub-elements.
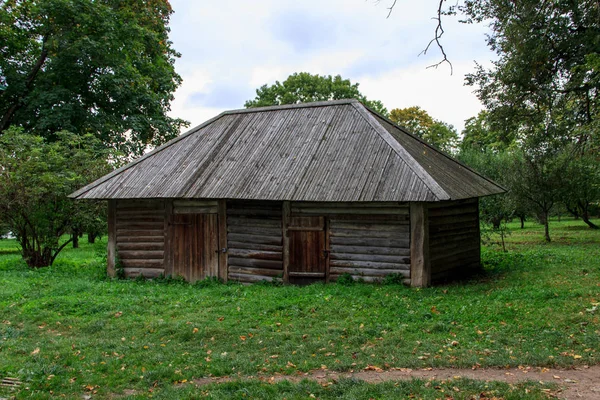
<box><xmin>227</xmin><ymin>208</ymin><xmax>282</xmax><ymax>217</ymax></box>
<box><xmin>124</xmin><ymin>268</ymin><xmax>165</xmax><ymax>278</ymax></box>
<box><xmin>163</xmin><ymin>200</ymin><xmax>173</xmax><ymax>277</ymax></box>
<box><xmin>116</xmin><ymin>236</ymin><xmax>164</xmax><ymax>243</ymax></box>
<box><xmin>174</xmin><ymin>206</ymin><xmax>218</xmax><ymax>214</ymax></box>
<box><xmin>227</xmin><ymin>217</ymin><xmax>282</xmax><ymax>228</ymax></box>
<box><xmin>329</xmin><ymin>274</ymin><xmax>410</xmax><ymax>284</ymax></box>
<box><xmin>228</xmin><ymin>257</ymin><xmax>283</xmax><ymax>270</ymax></box>
<box><xmin>118</xmin><ymin>250</ymin><xmax>165</xmax><ymax>259</ymax></box>
<box><xmin>292</xmin><ymin>207</ymin><xmax>409</xmax><ymax>215</ymax></box>
<box><xmin>329</xmin><ymin>227</ymin><xmax>408</xmax><ymax>238</ymax></box>
<box><xmin>329</xmin><ymin>259</ymin><xmax>410</xmax><ymax>270</ymax></box>
<box><xmin>117</xmin><ymin>242</ymin><xmax>164</xmax><ymax>251</ymax></box>
<box><xmin>329</xmin><ymin>222</ymin><xmax>406</xmax><ymax>231</ymax></box>
<box><xmin>429</xmin><ymin>214</ymin><xmax>479</xmax><ymax>226</ymax></box>
<box><xmin>291</xmin><ymin>202</ymin><xmax>408</xmax><ymax>209</ymax></box>
<box><xmin>120</xmin><ymin>259</ymin><xmax>164</xmax><ymax>268</ymax></box>
<box><xmin>329</xmin><ymin>244</ymin><xmax>410</xmax><ymax>256</ymax></box>
<box><xmin>228</xmin><ymin>241</ymin><xmax>282</xmax><ymax>252</ymax></box>
<box><xmin>227</xmin><ymin>248</ymin><xmax>282</xmax><ymax>261</ymax></box>
<box><xmin>116</xmin><ymin>200</ymin><xmax>164</xmax><ymax>210</ymax></box>
<box><xmin>218</xmin><ymin>199</ymin><xmax>228</xmax><ymax>282</ymax></box>
<box><xmin>227</xmin><ymin>225</ymin><xmax>283</xmax><ymax>236</ymax></box>
<box><xmin>329</xmin><ymin>267</ymin><xmax>410</xmax><ymax>277</ymax></box>
<box><xmin>116</xmin><ymin>221</ymin><xmax>164</xmax><ymax>229</ymax></box>
<box><xmin>330</xmin><ymin>236</ymin><xmax>410</xmax><ymax>248</ymax></box>
<box><xmin>117</xmin><ymin>229</ymin><xmax>165</xmax><ymax>237</ymax></box>
<box><xmin>227</xmin><ymin>233</ymin><xmax>282</xmax><ymax>246</ymax></box>
<box><xmin>289</xmin><ymin>271</ymin><xmax>325</xmax><ymax>278</ymax></box>
<box><xmin>330</xmin><ymin>252</ymin><xmax>409</xmax><ymax>263</ymax></box>
<box><xmin>431</xmin><ymin>246</ymin><xmax>480</xmax><ymax>263</ymax></box>
<box><xmin>173</xmin><ymin>200</ymin><xmax>218</xmax><ymax>208</ymax></box>
<box><xmin>228</xmin><ymin>273</ymin><xmax>276</xmax><ymax>283</ymax></box>
<box><xmin>410</xmin><ymin>202</ymin><xmax>430</xmax><ymax>288</ymax></box>
<box><xmin>107</xmin><ymin>200</ymin><xmax>116</xmax><ymax>278</ymax></box>
<box><xmin>228</xmin><ymin>266</ymin><xmax>282</xmax><ymax>277</ymax></box>
<box><xmin>428</xmin><ymin>206</ymin><xmax>478</xmax><ymax>217</ymax></box>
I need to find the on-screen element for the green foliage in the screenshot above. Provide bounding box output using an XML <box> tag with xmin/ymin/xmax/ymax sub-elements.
<box><xmin>335</xmin><ymin>272</ymin><xmax>355</xmax><ymax>286</ymax></box>
<box><xmin>460</xmin><ymin>111</ymin><xmax>515</xmax><ymax>153</ymax></box>
<box><xmin>0</xmin><ymin>128</ymin><xmax>112</xmax><ymax>267</ymax></box>
<box><xmin>0</xmin><ymin>0</ymin><xmax>188</xmax><ymax>156</ymax></box>
<box><xmin>245</xmin><ymin>72</ymin><xmax>388</xmax><ymax>117</ymax></box>
<box><xmin>389</xmin><ymin>106</ymin><xmax>458</xmax><ymax>153</ymax></box>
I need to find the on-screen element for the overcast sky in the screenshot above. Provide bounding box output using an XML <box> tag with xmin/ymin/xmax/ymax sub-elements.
<box><xmin>167</xmin><ymin>0</ymin><xmax>495</xmax><ymax>133</ymax></box>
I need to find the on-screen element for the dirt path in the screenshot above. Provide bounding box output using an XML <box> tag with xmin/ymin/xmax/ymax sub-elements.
<box><xmin>194</xmin><ymin>365</ymin><xmax>600</xmax><ymax>399</ymax></box>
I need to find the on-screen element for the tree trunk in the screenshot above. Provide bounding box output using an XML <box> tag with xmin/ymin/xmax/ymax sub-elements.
<box><xmin>543</xmin><ymin>210</ymin><xmax>551</xmax><ymax>242</ymax></box>
<box><xmin>581</xmin><ymin>213</ymin><xmax>599</xmax><ymax>229</ymax></box>
<box><xmin>87</xmin><ymin>233</ymin><xmax>96</xmax><ymax>244</ymax></box>
<box><xmin>519</xmin><ymin>215</ymin><xmax>525</xmax><ymax>229</ymax></box>
<box><xmin>72</xmin><ymin>230</ymin><xmax>79</xmax><ymax>249</ymax></box>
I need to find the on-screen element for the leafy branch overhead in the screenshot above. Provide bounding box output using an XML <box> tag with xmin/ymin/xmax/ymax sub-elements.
<box><xmin>0</xmin><ymin>0</ymin><xmax>189</xmax><ymax>156</ymax></box>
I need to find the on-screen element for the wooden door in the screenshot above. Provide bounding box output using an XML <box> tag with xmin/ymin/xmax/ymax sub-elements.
<box><xmin>172</xmin><ymin>213</ymin><xmax>219</xmax><ymax>282</ymax></box>
<box><xmin>288</xmin><ymin>216</ymin><xmax>326</xmax><ymax>284</ymax></box>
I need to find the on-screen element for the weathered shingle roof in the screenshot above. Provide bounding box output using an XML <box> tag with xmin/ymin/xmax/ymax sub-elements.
<box><xmin>70</xmin><ymin>99</ymin><xmax>505</xmax><ymax>202</ymax></box>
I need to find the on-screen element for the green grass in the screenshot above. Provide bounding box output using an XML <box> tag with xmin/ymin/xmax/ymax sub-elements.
<box><xmin>0</xmin><ymin>218</ymin><xmax>598</xmax><ymax>399</ymax></box>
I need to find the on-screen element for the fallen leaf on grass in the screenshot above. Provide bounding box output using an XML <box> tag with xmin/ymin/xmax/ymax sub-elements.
<box><xmin>114</xmin><ymin>312</ymin><xmax>122</xmax><ymax>318</ymax></box>
<box><xmin>31</xmin><ymin>348</ymin><xmax>40</xmax><ymax>355</ymax></box>
<box><xmin>364</xmin><ymin>365</ymin><xmax>383</xmax><ymax>372</ymax></box>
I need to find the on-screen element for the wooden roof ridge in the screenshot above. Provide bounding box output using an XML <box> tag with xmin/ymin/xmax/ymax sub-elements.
<box><xmin>68</xmin><ymin>112</ymin><xmax>230</xmax><ymax>199</ymax></box>
<box><xmin>350</xmin><ymin>102</ymin><xmax>450</xmax><ymax>201</ymax></box>
<box><xmin>223</xmin><ymin>99</ymin><xmax>361</xmax><ymax>115</ymax></box>
<box><xmin>364</xmin><ymin>106</ymin><xmax>507</xmax><ymax>195</ymax></box>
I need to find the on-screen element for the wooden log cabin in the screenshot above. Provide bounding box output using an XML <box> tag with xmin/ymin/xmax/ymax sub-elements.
<box><xmin>70</xmin><ymin>100</ymin><xmax>504</xmax><ymax>287</ymax></box>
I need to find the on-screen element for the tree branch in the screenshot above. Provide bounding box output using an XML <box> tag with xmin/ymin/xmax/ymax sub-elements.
<box><xmin>384</xmin><ymin>0</ymin><xmax>453</xmax><ymax>74</ymax></box>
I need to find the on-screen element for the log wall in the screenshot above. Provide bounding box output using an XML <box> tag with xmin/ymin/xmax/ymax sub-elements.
<box><xmin>428</xmin><ymin>199</ymin><xmax>480</xmax><ymax>282</ymax></box>
<box><xmin>226</xmin><ymin>201</ymin><xmax>283</xmax><ymax>283</ymax></box>
<box><xmin>114</xmin><ymin>200</ymin><xmax>166</xmax><ymax>278</ymax></box>
<box><xmin>291</xmin><ymin>202</ymin><xmax>411</xmax><ymax>284</ymax></box>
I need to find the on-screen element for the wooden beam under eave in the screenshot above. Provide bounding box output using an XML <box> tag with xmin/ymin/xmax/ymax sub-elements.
<box><xmin>107</xmin><ymin>200</ymin><xmax>116</xmax><ymax>278</ymax></box>
<box><xmin>282</xmin><ymin>201</ymin><xmax>290</xmax><ymax>283</ymax></box>
<box><xmin>218</xmin><ymin>199</ymin><xmax>228</xmax><ymax>282</ymax></box>
<box><xmin>410</xmin><ymin>202</ymin><xmax>431</xmax><ymax>288</ymax></box>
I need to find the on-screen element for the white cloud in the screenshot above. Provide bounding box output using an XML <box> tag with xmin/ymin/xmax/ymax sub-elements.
<box><xmin>167</xmin><ymin>0</ymin><xmax>496</xmax><ymax>133</ymax></box>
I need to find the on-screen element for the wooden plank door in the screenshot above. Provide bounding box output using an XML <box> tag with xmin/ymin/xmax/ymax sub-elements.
<box><xmin>288</xmin><ymin>216</ymin><xmax>326</xmax><ymax>284</ymax></box>
<box><xmin>172</xmin><ymin>213</ymin><xmax>219</xmax><ymax>282</ymax></box>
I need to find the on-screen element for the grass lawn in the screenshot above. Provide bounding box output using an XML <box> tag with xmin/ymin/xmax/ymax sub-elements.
<box><xmin>0</xmin><ymin>218</ymin><xmax>598</xmax><ymax>399</ymax></box>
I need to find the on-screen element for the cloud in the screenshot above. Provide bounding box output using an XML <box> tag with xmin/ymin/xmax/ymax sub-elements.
<box><xmin>270</xmin><ymin>9</ymin><xmax>337</xmax><ymax>53</ymax></box>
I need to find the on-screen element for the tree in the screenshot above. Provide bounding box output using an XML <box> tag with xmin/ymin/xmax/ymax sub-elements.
<box><xmin>0</xmin><ymin>128</ymin><xmax>113</xmax><ymax>267</ymax></box>
<box><xmin>245</xmin><ymin>72</ymin><xmax>389</xmax><ymax>117</ymax></box>
<box><xmin>563</xmin><ymin>150</ymin><xmax>600</xmax><ymax>229</ymax></box>
<box><xmin>389</xmin><ymin>106</ymin><xmax>458</xmax><ymax>153</ymax></box>
<box><xmin>0</xmin><ymin>0</ymin><xmax>188</xmax><ymax>156</ymax></box>
<box><xmin>461</xmin><ymin>111</ymin><xmax>515</xmax><ymax>153</ymax></box>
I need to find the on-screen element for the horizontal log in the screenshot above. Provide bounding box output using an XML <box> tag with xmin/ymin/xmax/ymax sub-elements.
<box><xmin>227</xmin><ymin>217</ymin><xmax>281</xmax><ymax>228</ymax></box>
<box><xmin>228</xmin><ymin>273</ymin><xmax>276</xmax><ymax>283</ymax></box>
<box><xmin>430</xmin><ymin>233</ymin><xmax>479</xmax><ymax>247</ymax></box>
<box><xmin>227</xmin><ymin>208</ymin><xmax>282</xmax><ymax>217</ymax></box>
<box><xmin>291</xmin><ymin>202</ymin><xmax>408</xmax><ymax>209</ymax></box>
<box><xmin>328</xmin><ymin>214</ymin><xmax>409</xmax><ymax>223</ymax></box>
<box><xmin>227</xmin><ymin>233</ymin><xmax>282</xmax><ymax>246</ymax></box>
<box><xmin>287</xmin><ymin>226</ymin><xmax>323</xmax><ymax>232</ymax></box>
<box><xmin>174</xmin><ymin>206</ymin><xmax>218</xmax><ymax>214</ymax></box>
<box><xmin>430</xmin><ymin>239</ymin><xmax>479</xmax><ymax>254</ymax></box>
<box><xmin>227</xmin><ymin>225</ymin><xmax>282</xmax><ymax>236</ymax></box>
<box><xmin>117</xmin><ymin>229</ymin><xmax>164</xmax><ymax>237</ymax></box>
<box><xmin>173</xmin><ymin>200</ymin><xmax>218</xmax><ymax>207</ymax></box>
<box><xmin>228</xmin><ymin>257</ymin><xmax>283</xmax><ymax>270</ymax></box>
<box><xmin>432</xmin><ymin>258</ymin><xmax>481</xmax><ymax>274</ymax></box>
<box><xmin>329</xmin><ymin>267</ymin><xmax>410</xmax><ymax>278</ymax></box>
<box><xmin>228</xmin><ymin>266</ymin><xmax>282</xmax><ymax>277</ymax></box>
<box><xmin>116</xmin><ymin>236</ymin><xmax>164</xmax><ymax>243</ymax></box>
<box><xmin>330</xmin><ymin>227</ymin><xmax>408</xmax><ymax>239</ymax></box>
<box><xmin>117</xmin><ymin>200</ymin><xmax>164</xmax><ymax>209</ymax></box>
<box><xmin>288</xmin><ymin>271</ymin><xmax>325</xmax><ymax>278</ymax></box>
<box><xmin>116</xmin><ymin>221</ymin><xmax>164</xmax><ymax>229</ymax></box>
<box><xmin>117</xmin><ymin>242</ymin><xmax>164</xmax><ymax>251</ymax></box>
<box><xmin>329</xmin><ymin>259</ymin><xmax>410</xmax><ymax>270</ymax></box>
<box><xmin>428</xmin><ymin>206</ymin><xmax>478</xmax><ymax>217</ymax></box>
<box><xmin>329</xmin><ymin>222</ymin><xmax>406</xmax><ymax>232</ymax></box>
<box><xmin>429</xmin><ymin>223</ymin><xmax>479</xmax><ymax>234</ymax></box>
<box><xmin>120</xmin><ymin>259</ymin><xmax>164</xmax><ymax>268</ymax></box>
<box><xmin>431</xmin><ymin>246</ymin><xmax>480</xmax><ymax>261</ymax></box>
<box><xmin>123</xmin><ymin>268</ymin><xmax>165</xmax><ymax>279</ymax></box>
<box><xmin>330</xmin><ymin>236</ymin><xmax>410</xmax><ymax>248</ymax></box>
<box><xmin>115</xmin><ymin>215</ymin><xmax>165</xmax><ymax>222</ymax></box>
<box><xmin>429</xmin><ymin>214</ymin><xmax>479</xmax><ymax>226</ymax></box>
<box><xmin>427</xmin><ymin>199</ymin><xmax>477</xmax><ymax>209</ymax></box>
<box><xmin>330</xmin><ymin>252</ymin><xmax>409</xmax><ymax>264</ymax></box>
<box><xmin>330</xmin><ymin>244</ymin><xmax>410</xmax><ymax>256</ymax></box>
<box><xmin>227</xmin><ymin>248</ymin><xmax>282</xmax><ymax>261</ymax></box>
<box><xmin>330</xmin><ymin>274</ymin><xmax>411</xmax><ymax>285</ymax></box>
<box><xmin>227</xmin><ymin>241</ymin><xmax>282</xmax><ymax>252</ymax></box>
<box><xmin>291</xmin><ymin>207</ymin><xmax>409</xmax><ymax>215</ymax></box>
<box><xmin>118</xmin><ymin>250</ymin><xmax>164</xmax><ymax>259</ymax></box>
